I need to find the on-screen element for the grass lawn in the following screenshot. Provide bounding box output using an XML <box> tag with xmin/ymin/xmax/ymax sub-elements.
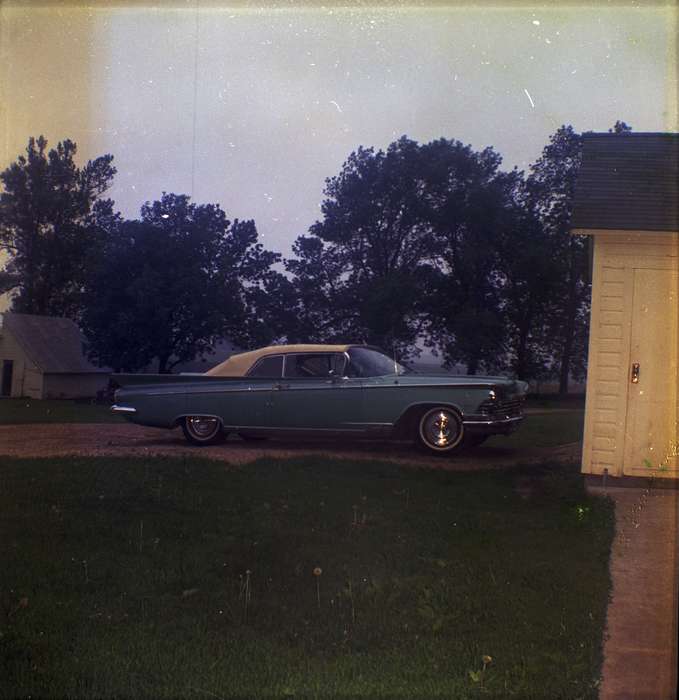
<box><xmin>486</xmin><ymin>410</ymin><xmax>584</xmax><ymax>450</ymax></box>
<box><xmin>526</xmin><ymin>394</ymin><xmax>586</xmax><ymax>411</ymax></box>
<box><xmin>0</xmin><ymin>399</ymin><xmax>122</xmax><ymax>425</ymax></box>
<box><xmin>1</xmin><ymin>455</ymin><xmax>613</xmax><ymax>699</ymax></box>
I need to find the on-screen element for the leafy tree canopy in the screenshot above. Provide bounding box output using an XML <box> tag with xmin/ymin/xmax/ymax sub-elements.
<box><xmin>525</xmin><ymin>121</ymin><xmax>632</xmax><ymax>391</ymax></box>
<box><xmin>81</xmin><ymin>192</ymin><xmax>280</xmax><ymax>372</ymax></box>
<box><xmin>287</xmin><ymin>137</ymin><xmax>438</xmax><ymax>354</ymax></box>
<box><xmin>288</xmin><ymin>135</ymin><xmax>531</xmax><ymax>372</ymax></box>
<box><xmin>416</xmin><ymin>139</ymin><xmax>523</xmax><ymax>373</ymax></box>
<box><xmin>0</xmin><ymin>136</ymin><xmax>117</xmax><ymax>318</ymax></box>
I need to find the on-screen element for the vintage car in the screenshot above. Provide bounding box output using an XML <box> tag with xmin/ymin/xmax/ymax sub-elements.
<box><xmin>111</xmin><ymin>344</ymin><xmax>528</xmax><ymax>455</ymax></box>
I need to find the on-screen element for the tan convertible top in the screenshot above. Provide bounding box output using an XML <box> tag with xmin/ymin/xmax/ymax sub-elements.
<box><xmin>205</xmin><ymin>344</ymin><xmax>353</xmax><ymax>377</ymax></box>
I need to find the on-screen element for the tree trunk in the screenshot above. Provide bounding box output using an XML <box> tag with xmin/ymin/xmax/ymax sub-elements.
<box><xmin>558</xmin><ymin>242</ymin><xmax>578</xmax><ymax>395</ymax></box>
<box><xmin>515</xmin><ymin>323</ymin><xmax>529</xmax><ymax>380</ymax></box>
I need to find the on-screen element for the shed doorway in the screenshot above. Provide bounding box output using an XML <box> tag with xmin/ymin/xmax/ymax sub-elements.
<box><xmin>1</xmin><ymin>360</ymin><xmax>13</xmax><ymax>397</ymax></box>
<box><xmin>623</xmin><ymin>267</ymin><xmax>678</xmax><ymax>475</ymax></box>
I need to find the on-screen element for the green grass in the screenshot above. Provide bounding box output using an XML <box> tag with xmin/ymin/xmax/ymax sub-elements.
<box><xmin>526</xmin><ymin>394</ymin><xmax>586</xmax><ymax>411</ymax></box>
<box><xmin>1</xmin><ymin>455</ymin><xmax>614</xmax><ymax>699</ymax></box>
<box><xmin>487</xmin><ymin>411</ymin><xmax>584</xmax><ymax>450</ymax></box>
<box><xmin>0</xmin><ymin>399</ymin><xmax>122</xmax><ymax>424</ymax></box>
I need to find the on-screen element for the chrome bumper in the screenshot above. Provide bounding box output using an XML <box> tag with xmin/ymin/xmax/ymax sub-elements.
<box><xmin>111</xmin><ymin>404</ymin><xmax>137</xmax><ymax>414</ymax></box>
<box><xmin>463</xmin><ymin>414</ymin><xmax>524</xmax><ymax>434</ymax></box>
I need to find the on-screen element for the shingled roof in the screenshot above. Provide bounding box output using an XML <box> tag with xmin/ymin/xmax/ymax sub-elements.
<box><xmin>1</xmin><ymin>313</ymin><xmax>109</xmax><ymax>373</ymax></box>
<box><xmin>571</xmin><ymin>132</ymin><xmax>679</xmax><ymax>232</ymax></box>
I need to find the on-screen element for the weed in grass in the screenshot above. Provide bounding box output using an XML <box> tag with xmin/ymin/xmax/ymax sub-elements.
<box><xmin>239</xmin><ymin>569</ymin><xmax>253</xmax><ymax>623</ymax></box>
<box><xmin>313</xmin><ymin>567</ymin><xmax>322</xmax><ymax>610</ymax></box>
<box><xmin>468</xmin><ymin>654</ymin><xmax>493</xmax><ymax>689</ymax></box>
<box><xmin>344</xmin><ymin>579</ymin><xmax>356</xmax><ymax>624</ymax></box>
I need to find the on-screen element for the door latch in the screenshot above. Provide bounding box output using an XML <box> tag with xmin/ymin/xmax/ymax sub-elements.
<box><xmin>631</xmin><ymin>363</ymin><xmax>640</xmax><ymax>384</ymax></box>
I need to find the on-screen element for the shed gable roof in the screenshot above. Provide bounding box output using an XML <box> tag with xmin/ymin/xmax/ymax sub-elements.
<box><xmin>571</xmin><ymin>132</ymin><xmax>679</xmax><ymax>232</ymax></box>
<box><xmin>1</xmin><ymin>313</ymin><xmax>109</xmax><ymax>374</ymax></box>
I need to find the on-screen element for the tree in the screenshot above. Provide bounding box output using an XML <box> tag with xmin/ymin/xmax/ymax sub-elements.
<box><xmin>527</xmin><ymin>121</ymin><xmax>632</xmax><ymax>393</ymax></box>
<box><xmin>0</xmin><ymin>270</ymin><xmax>20</xmax><ymax>295</ymax></box>
<box><xmin>417</xmin><ymin>139</ymin><xmax>518</xmax><ymax>374</ymax></box>
<box><xmin>609</xmin><ymin>120</ymin><xmax>633</xmax><ymax>134</ymax></box>
<box><xmin>81</xmin><ymin>193</ymin><xmax>280</xmax><ymax>372</ymax></box>
<box><xmin>526</xmin><ymin>125</ymin><xmax>588</xmax><ymax>393</ymax></box>
<box><xmin>288</xmin><ymin>137</ymin><xmax>439</xmax><ymax>355</ymax></box>
<box><xmin>287</xmin><ymin>135</ymin><xmax>553</xmax><ymax>376</ymax></box>
<box><xmin>0</xmin><ymin>136</ymin><xmax>116</xmax><ymax>318</ymax></box>
<box><xmin>494</xmin><ymin>180</ymin><xmax>558</xmax><ymax>380</ymax></box>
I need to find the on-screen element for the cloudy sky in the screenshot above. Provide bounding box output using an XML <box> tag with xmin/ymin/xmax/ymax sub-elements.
<box><xmin>1</xmin><ymin>1</ymin><xmax>677</xmax><ymax>264</ymax></box>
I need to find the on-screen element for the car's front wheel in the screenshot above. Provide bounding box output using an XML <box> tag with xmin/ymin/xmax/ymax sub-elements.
<box><xmin>181</xmin><ymin>416</ymin><xmax>224</xmax><ymax>446</ymax></box>
<box><xmin>417</xmin><ymin>407</ymin><xmax>464</xmax><ymax>455</ymax></box>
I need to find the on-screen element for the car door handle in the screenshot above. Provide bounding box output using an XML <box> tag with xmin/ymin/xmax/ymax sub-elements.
<box><xmin>274</xmin><ymin>383</ymin><xmax>290</xmax><ymax>390</ymax></box>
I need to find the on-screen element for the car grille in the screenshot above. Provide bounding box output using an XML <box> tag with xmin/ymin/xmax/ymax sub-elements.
<box><xmin>478</xmin><ymin>397</ymin><xmax>524</xmax><ymax>419</ymax></box>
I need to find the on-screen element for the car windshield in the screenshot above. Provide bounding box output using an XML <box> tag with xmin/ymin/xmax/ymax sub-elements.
<box><xmin>347</xmin><ymin>347</ymin><xmax>411</xmax><ymax>377</ymax></box>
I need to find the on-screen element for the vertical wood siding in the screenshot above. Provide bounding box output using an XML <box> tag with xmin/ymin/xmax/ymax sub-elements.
<box><xmin>582</xmin><ymin>231</ymin><xmax>678</xmax><ymax>478</ymax></box>
<box><xmin>0</xmin><ymin>326</ymin><xmax>43</xmax><ymax>398</ymax></box>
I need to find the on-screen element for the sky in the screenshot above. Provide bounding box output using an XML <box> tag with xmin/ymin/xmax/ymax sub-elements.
<box><xmin>1</xmin><ymin>1</ymin><xmax>677</xmax><ymax>282</ymax></box>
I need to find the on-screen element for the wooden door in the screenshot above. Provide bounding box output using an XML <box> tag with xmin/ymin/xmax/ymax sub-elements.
<box><xmin>1</xmin><ymin>360</ymin><xmax>13</xmax><ymax>396</ymax></box>
<box><xmin>623</xmin><ymin>267</ymin><xmax>679</xmax><ymax>474</ymax></box>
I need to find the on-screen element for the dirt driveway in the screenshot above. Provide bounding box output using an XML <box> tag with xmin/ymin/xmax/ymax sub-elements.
<box><xmin>0</xmin><ymin>423</ymin><xmax>580</xmax><ymax>469</ymax></box>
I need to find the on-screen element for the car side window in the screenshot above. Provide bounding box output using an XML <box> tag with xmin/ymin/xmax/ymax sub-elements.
<box><xmin>284</xmin><ymin>353</ymin><xmax>340</xmax><ymax>378</ymax></box>
<box><xmin>247</xmin><ymin>355</ymin><xmax>284</xmax><ymax>378</ymax></box>
<box><xmin>332</xmin><ymin>353</ymin><xmax>347</xmax><ymax>377</ymax></box>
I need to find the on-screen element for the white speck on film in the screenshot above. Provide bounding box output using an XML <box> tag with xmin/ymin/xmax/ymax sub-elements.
<box><xmin>523</xmin><ymin>89</ymin><xmax>535</xmax><ymax>108</ymax></box>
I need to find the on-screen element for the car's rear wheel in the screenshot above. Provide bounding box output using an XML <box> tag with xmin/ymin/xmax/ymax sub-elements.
<box><xmin>181</xmin><ymin>416</ymin><xmax>224</xmax><ymax>446</ymax></box>
<box><xmin>417</xmin><ymin>407</ymin><xmax>464</xmax><ymax>454</ymax></box>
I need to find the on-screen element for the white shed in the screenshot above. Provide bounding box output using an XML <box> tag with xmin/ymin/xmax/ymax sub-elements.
<box><xmin>0</xmin><ymin>312</ymin><xmax>110</xmax><ymax>399</ymax></box>
<box><xmin>572</xmin><ymin>133</ymin><xmax>678</xmax><ymax>481</ymax></box>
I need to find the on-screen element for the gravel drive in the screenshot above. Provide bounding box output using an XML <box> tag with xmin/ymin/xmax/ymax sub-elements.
<box><xmin>0</xmin><ymin>423</ymin><xmax>580</xmax><ymax>469</ymax></box>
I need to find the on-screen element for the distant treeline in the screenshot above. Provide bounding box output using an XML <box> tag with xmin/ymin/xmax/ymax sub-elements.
<box><xmin>0</xmin><ymin>122</ymin><xmax>632</xmax><ymax>390</ymax></box>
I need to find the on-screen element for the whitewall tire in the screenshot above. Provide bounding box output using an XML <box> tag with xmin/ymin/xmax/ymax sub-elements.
<box><xmin>181</xmin><ymin>416</ymin><xmax>224</xmax><ymax>446</ymax></box>
<box><xmin>417</xmin><ymin>407</ymin><xmax>464</xmax><ymax>454</ymax></box>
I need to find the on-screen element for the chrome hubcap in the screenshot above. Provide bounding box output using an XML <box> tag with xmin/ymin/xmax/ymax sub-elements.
<box><xmin>420</xmin><ymin>409</ymin><xmax>460</xmax><ymax>450</ymax></box>
<box><xmin>187</xmin><ymin>416</ymin><xmax>219</xmax><ymax>438</ymax></box>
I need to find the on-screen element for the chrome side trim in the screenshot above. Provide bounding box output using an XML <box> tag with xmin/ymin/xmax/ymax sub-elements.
<box><xmin>118</xmin><ymin>382</ymin><xmax>503</xmax><ymax>397</ymax></box>
<box><xmin>464</xmin><ymin>416</ymin><xmax>523</xmax><ymax>426</ymax></box>
<box><xmin>366</xmin><ymin>382</ymin><xmax>497</xmax><ymax>389</ymax></box>
<box><xmin>129</xmin><ymin>386</ymin><xmax>271</xmax><ymax>396</ymax></box>
<box><xmin>221</xmin><ymin>425</ymin><xmax>365</xmax><ymax>433</ymax></box>
<box><xmin>111</xmin><ymin>405</ymin><xmax>137</xmax><ymax>414</ymax></box>
<box><xmin>186</xmin><ymin>386</ymin><xmax>272</xmax><ymax>394</ymax></box>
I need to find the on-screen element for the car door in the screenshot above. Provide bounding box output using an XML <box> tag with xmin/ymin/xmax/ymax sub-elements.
<box><xmin>199</xmin><ymin>354</ymin><xmax>282</xmax><ymax>429</ymax></box>
<box><xmin>269</xmin><ymin>352</ymin><xmax>363</xmax><ymax>431</ymax></box>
